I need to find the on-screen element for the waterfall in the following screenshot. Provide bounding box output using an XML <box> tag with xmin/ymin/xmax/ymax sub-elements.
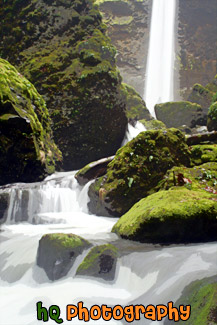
<box><xmin>144</xmin><ymin>0</ymin><xmax>176</xmax><ymax>117</ymax></box>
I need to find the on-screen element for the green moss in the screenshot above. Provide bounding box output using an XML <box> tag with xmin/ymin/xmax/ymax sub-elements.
<box><xmin>41</xmin><ymin>233</ymin><xmax>90</xmax><ymax>249</ymax></box>
<box><xmin>0</xmin><ymin>0</ymin><xmax>127</xmax><ymax>170</ymax></box>
<box><xmin>157</xmin><ymin>162</ymin><xmax>217</xmax><ymax>193</ymax></box>
<box><xmin>174</xmin><ymin>277</ymin><xmax>217</xmax><ymax>325</ymax></box>
<box><xmin>155</xmin><ymin>101</ymin><xmax>203</xmax><ymax>128</ymax></box>
<box><xmin>190</xmin><ymin>144</ymin><xmax>217</xmax><ymax>165</ymax></box>
<box><xmin>120</xmin><ymin>83</ymin><xmax>151</xmax><ymax>121</ymax></box>
<box><xmin>88</xmin><ymin>128</ymin><xmax>191</xmax><ymax>216</ymax></box>
<box><xmin>112</xmin><ymin>188</ymin><xmax>217</xmax><ymax>243</ymax></box>
<box><xmin>139</xmin><ymin>119</ymin><xmax>166</xmax><ymax>130</ymax></box>
<box><xmin>207</xmin><ymin>101</ymin><xmax>217</xmax><ymax>131</ymax></box>
<box><xmin>0</xmin><ymin>58</ymin><xmax>61</xmax><ymax>184</ymax></box>
<box><xmin>76</xmin><ymin>244</ymin><xmax>118</xmax><ymax>273</ymax></box>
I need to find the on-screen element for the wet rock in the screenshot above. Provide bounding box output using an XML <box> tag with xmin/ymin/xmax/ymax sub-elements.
<box><xmin>75</xmin><ymin>156</ymin><xmax>114</xmax><ymax>186</ymax></box>
<box><xmin>88</xmin><ymin>128</ymin><xmax>191</xmax><ymax>217</ymax></box>
<box><xmin>76</xmin><ymin>244</ymin><xmax>118</xmax><ymax>281</ymax></box>
<box><xmin>37</xmin><ymin>233</ymin><xmax>91</xmax><ymax>281</ymax></box>
<box><xmin>0</xmin><ymin>190</ymin><xmax>10</xmax><ymax>224</ymax></box>
<box><xmin>112</xmin><ymin>188</ymin><xmax>217</xmax><ymax>243</ymax></box>
<box><xmin>155</xmin><ymin>101</ymin><xmax>205</xmax><ymax>128</ymax></box>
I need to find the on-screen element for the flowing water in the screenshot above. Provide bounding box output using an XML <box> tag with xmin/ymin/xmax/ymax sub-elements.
<box><xmin>144</xmin><ymin>0</ymin><xmax>176</xmax><ymax>117</ymax></box>
<box><xmin>0</xmin><ymin>172</ymin><xmax>217</xmax><ymax>324</ymax></box>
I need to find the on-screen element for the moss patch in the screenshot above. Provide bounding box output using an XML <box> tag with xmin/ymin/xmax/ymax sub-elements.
<box><xmin>0</xmin><ymin>58</ymin><xmax>61</xmax><ymax>185</ymax></box>
<box><xmin>112</xmin><ymin>188</ymin><xmax>217</xmax><ymax>243</ymax></box>
<box><xmin>88</xmin><ymin>128</ymin><xmax>191</xmax><ymax>217</ymax></box>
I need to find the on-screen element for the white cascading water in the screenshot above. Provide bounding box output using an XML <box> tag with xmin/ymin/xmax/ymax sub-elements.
<box><xmin>144</xmin><ymin>0</ymin><xmax>176</xmax><ymax>117</ymax></box>
<box><xmin>1</xmin><ymin>172</ymin><xmax>217</xmax><ymax>325</ymax></box>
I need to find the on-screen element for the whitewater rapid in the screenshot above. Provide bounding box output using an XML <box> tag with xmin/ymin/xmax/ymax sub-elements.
<box><xmin>0</xmin><ymin>172</ymin><xmax>217</xmax><ymax>325</ymax></box>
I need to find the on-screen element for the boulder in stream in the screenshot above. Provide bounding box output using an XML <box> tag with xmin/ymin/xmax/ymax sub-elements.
<box><xmin>76</xmin><ymin>244</ymin><xmax>118</xmax><ymax>281</ymax></box>
<box><xmin>112</xmin><ymin>188</ymin><xmax>217</xmax><ymax>243</ymax></box>
<box><xmin>37</xmin><ymin>233</ymin><xmax>91</xmax><ymax>281</ymax></box>
<box><xmin>88</xmin><ymin>128</ymin><xmax>191</xmax><ymax>217</ymax></box>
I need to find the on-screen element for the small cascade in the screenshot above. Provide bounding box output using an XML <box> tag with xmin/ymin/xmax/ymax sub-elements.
<box><xmin>5</xmin><ymin>172</ymin><xmax>83</xmax><ymax>224</ymax></box>
<box><xmin>122</xmin><ymin>121</ymin><xmax>146</xmax><ymax>146</ymax></box>
<box><xmin>144</xmin><ymin>0</ymin><xmax>176</xmax><ymax>117</ymax></box>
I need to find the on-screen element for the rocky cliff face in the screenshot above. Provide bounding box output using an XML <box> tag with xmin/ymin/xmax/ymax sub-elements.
<box><xmin>178</xmin><ymin>0</ymin><xmax>217</xmax><ymax>99</ymax></box>
<box><xmin>97</xmin><ymin>0</ymin><xmax>151</xmax><ymax>96</ymax></box>
<box><xmin>0</xmin><ymin>0</ymin><xmax>128</xmax><ymax>170</ymax></box>
<box><xmin>93</xmin><ymin>0</ymin><xmax>216</xmax><ymax>100</ymax></box>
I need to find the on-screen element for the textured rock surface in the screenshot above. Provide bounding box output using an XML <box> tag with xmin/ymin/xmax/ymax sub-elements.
<box><xmin>0</xmin><ymin>59</ymin><xmax>61</xmax><ymax>185</ymax></box>
<box><xmin>207</xmin><ymin>102</ymin><xmax>217</xmax><ymax>132</ymax></box>
<box><xmin>75</xmin><ymin>155</ymin><xmax>114</xmax><ymax>186</ymax></box>
<box><xmin>96</xmin><ymin>0</ymin><xmax>151</xmax><ymax>95</ymax></box>
<box><xmin>178</xmin><ymin>0</ymin><xmax>217</xmax><ymax>99</ymax></box>
<box><xmin>88</xmin><ymin>128</ymin><xmax>191</xmax><ymax>217</ymax></box>
<box><xmin>37</xmin><ymin>233</ymin><xmax>91</xmax><ymax>281</ymax></box>
<box><xmin>0</xmin><ymin>0</ymin><xmax>128</xmax><ymax>170</ymax></box>
<box><xmin>112</xmin><ymin>188</ymin><xmax>217</xmax><ymax>243</ymax></box>
<box><xmin>155</xmin><ymin>101</ymin><xmax>205</xmax><ymax>129</ymax></box>
<box><xmin>76</xmin><ymin>244</ymin><xmax>118</xmax><ymax>281</ymax></box>
<box><xmin>0</xmin><ymin>190</ymin><xmax>9</xmax><ymax>224</ymax></box>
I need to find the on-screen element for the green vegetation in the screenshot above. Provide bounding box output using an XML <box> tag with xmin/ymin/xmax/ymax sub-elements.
<box><xmin>112</xmin><ymin>188</ymin><xmax>217</xmax><ymax>243</ymax></box>
<box><xmin>88</xmin><ymin>128</ymin><xmax>191</xmax><ymax>216</ymax></box>
<box><xmin>0</xmin><ymin>58</ymin><xmax>61</xmax><ymax>185</ymax></box>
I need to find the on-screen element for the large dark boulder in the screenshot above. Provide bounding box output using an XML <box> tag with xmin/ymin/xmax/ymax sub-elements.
<box><xmin>0</xmin><ymin>59</ymin><xmax>61</xmax><ymax>186</ymax></box>
<box><xmin>207</xmin><ymin>102</ymin><xmax>217</xmax><ymax>131</ymax></box>
<box><xmin>88</xmin><ymin>128</ymin><xmax>191</xmax><ymax>217</ymax></box>
<box><xmin>0</xmin><ymin>0</ymin><xmax>128</xmax><ymax>170</ymax></box>
<box><xmin>37</xmin><ymin>233</ymin><xmax>91</xmax><ymax>281</ymax></box>
<box><xmin>76</xmin><ymin>244</ymin><xmax>118</xmax><ymax>281</ymax></box>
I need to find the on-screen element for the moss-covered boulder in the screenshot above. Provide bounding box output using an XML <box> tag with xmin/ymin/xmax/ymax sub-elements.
<box><xmin>120</xmin><ymin>83</ymin><xmax>152</xmax><ymax>121</ymax></box>
<box><xmin>88</xmin><ymin>129</ymin><xmax>191</xmax><ymax>217</ymax></box>
<box><xmin>0</xmin><ymin>0</ymin><xmax>128</xmax><ymax>170</ymax></box>
<box><xmin>112</xmin><ymin>188</ymin><xmax>217</xmax><ymax>243</ymax></box>
<box><xmin>76</xmin><ymin>244</ymin><xmax>118</xmax><ymax>281</ymax></box>
<box><xmin>0</xmin><ymin>59</ymin><xmax>61</xmax><ymax>185</ymax></box>
<box><xmin>139</xmin><ymin>118</ymin><xmax>166</xmax><ymax>131</ymax></box>
<box><xmin>37</xmin><ymin>233</ymin><xmax>91</xmax><ymax>281</ymax></box>
<box><xmin>190</xmin><ymin>145</ymin><xmax>217</xmax><ymax>166</ymax></box>
<box><xmin>155</xmin><ymin>101</ymin><xmax>205</xmax><ymax>129</ymax></box>
<box><xmin>188</xmin><ymin>83</ymin><xmax>214</xmax><ymax>109</ymax></box>
<box><xmin>165</xmin><ymin>276</ymin><xmax>217</xmax><ymax>325</ymax></box>
<box><xmin>207</xmin><ymin>101</ymin><xmax>217</xmax><ymax>131</ymax></box>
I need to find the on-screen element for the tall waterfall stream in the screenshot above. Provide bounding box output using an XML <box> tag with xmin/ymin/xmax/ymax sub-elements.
<box><xmin>144</xmin><ymin>0</ymin><xmax>176</xmax><ymax>117</ymax></box>
<box><xmin>1</xmin><ymin>0</ymin><xmax>217</xmax><ymax>324</ymax></box>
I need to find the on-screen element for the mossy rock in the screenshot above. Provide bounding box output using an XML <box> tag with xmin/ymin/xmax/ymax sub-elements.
<box><xmin>76</xmin><ymin>244</ymin><xmax>118</xmax><ymax>281</ymax></box>
<box><xmin>0</xmin><ymin>0</ymin><xmax>128</xmax><ymax>170</ymax></box>
<box><xmin>112</xmin><ymin>188</ymin><xmax>217</xmax><ymax>243</ymax></box>
<box><xmin>157</xmin><ymin>162</ymin><xmax>217</xmax><ymax>193</ymax></box>
<box><xmin>37</xmin><ymin>233</ymin><xmax>91</xmax><ymax>281</ymax></box>
<box><xmin>88</xmin><ymin>128</ymin><xmax>191</xmax><ymax>217</ymax></box>
<box><xmin>165</xmin><ymin>276</ymin><xmax>217</xmax><ymax>325</ymax></box>
<box><xmin>139</xmin><ymin>118</ymin><xmax>166</xmax><ymax>130</ymax></box>
<box><xmin>188</xmin><ymin>83</ymin><xmax>214</xmax><ymax>110</ymax></box>
<box><xmin>155</xmin><ymin>101</ymin><xmax>205</xmax><ymax>129</ymax></box>
<box><xmin>207</xmin><ymin>101</ymin><xmax>217</xmax><ymax>131</ymax></box>
<box><xmin>190</xmin><ymin>144</ymin><xmax>217</xmax><ymax>166</ymax></box>
<box><xmin>0</xmin><ymin>59</ymin><xmax>61</xmax><ymax>185</ymax></box>
<box><xmin>120</xmin><ymin>83</ymin><xmax>152</xmax><ymax>121</ymax></box>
